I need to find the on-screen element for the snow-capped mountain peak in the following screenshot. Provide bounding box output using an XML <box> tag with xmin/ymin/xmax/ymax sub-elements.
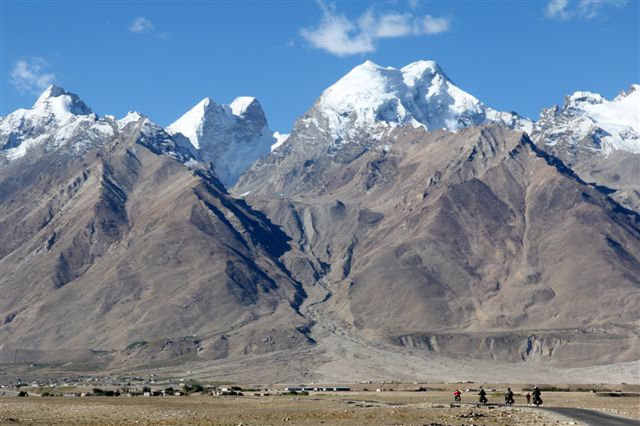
<box><xmin>32</xmin><ymin>85</ymin><xmax>93</xmax><ymax>121</ymax></box>
<box><xmin>230</xmin><ymin>96</ymin><xmax>258</xmax><ymax>117</ymax></box>
<box><xmin>312</xmin><ymin>59</ymin><xmax>531</xmax><ymax>144</ymax></box>
<box><xmin>1</xmin><ymin>85</ymin><xmax>105</xmax><ymax>160</ymax></box>
<box><xmin>166</xmin><ymin>96</ymin><xmax>275</xmax><ymax>187</ymax></box>
<box><xmin>400</xmin><ymin>59</ymin><xmax>442</xmax><ymax>86</ymax></box>
<box><xmin>565</xmin><ymin>91</ymin><xmax>606</xmax><ymax>107</ymax></box>
<box><xmin>165</xmin><ymin>97</ymin><xmax>212</xmax><ymax>150</ymax></box>
<box><xmin>615</xmin><ymin>84</ymin><xmax>640</xmax><ymax>101</ymax></box>
<box><xmin>533</xmin><ymin>84</ymin><xmax>640</xmax><ymax>156</ymax></box>
<box><xmin>34</xmin><ymin>85</ymin><xmax>66</xmax><ymax>105</ymax></box>
<box><xmin>117</xmin><ymin>111</ymin><xmax>146</xmax><ymax>128</ymax></box>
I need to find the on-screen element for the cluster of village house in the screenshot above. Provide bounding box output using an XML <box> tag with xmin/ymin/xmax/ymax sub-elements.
<box><xmin>1</xmin><ymin>380</ymin><xmax>354</xmax><ymax>397</ymax></box>
<box><xmin>283</xmin><ymin>386</ymin><xmax>351</xmax><ymax>392</ymax></box>
<box><xmin>5</xmin><ymin>387</ymin><xmax>354</xmax><ymax>398</ymax></box>
<box><xmin>134</xmin><ymin>386</ymin><xmax>353</xmax><ymax>397</ymax></box>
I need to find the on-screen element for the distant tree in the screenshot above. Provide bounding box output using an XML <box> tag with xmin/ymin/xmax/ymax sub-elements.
<box><xmin>182</xmin><ymin>382</ymin><xmax>204</xmax><ymax>394</ymax></box>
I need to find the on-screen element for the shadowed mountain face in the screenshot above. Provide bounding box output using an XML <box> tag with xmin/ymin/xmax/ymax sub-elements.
<box><xmin>234</xmin><ymin>125</ymin><xmax>640</xmax><ymax>366</ymax></box>
<box><xmin>0</xmin><ymin>112</ymin><xmax>310</xmax><ymax>366</ymax></box>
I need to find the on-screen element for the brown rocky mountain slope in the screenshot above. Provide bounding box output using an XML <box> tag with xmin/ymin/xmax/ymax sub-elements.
<box><xmin>234</xmin><ymin>124</ymin><xmax>640</xmax><ymax>367</ymax></box>
<box><xmin>0</xmin><ymin>115</ymin><xmax>310</xmax><ymax>367</ymax></box>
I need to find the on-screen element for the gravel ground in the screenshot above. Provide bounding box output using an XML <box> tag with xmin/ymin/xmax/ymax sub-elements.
<box><xmin>1</xmin><ymin>391</ymin><xmax>638</xmax><ymax>425</ymax></box>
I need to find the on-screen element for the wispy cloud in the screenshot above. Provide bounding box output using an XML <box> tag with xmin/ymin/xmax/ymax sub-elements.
<box><xmin>10</xmin><ymin>57</ymin><xmax>56</xmax><ymax>95</ymax></box>
<box><xmin>421</xmin><ymin>15</ymin><xmax>450</xmax><ymax>34</ymax></box>
<box><xmin>408</xmin><ymin>0</ymin><xmax>420</xmax><ymax>10</ymax></box>
<box><xmin>577</xmin><ymin>0</ymin><xmax>627</xmax><ymax>19</ymax></box>
<box><xmin>128</xmin><ymin>16</ymin><xmax>170</xmax><ymax>39</ymax></box>
<box><xmin>300</xmin><ymin>2</ymin><xmax>450</xmax><ymax>56</ymax></box>
<box><xmin>546</xmin><ymin>0</ymin><xmax>570</xmax><ymax>19</ymax></box>
<box><xmin>129</xmin><ymin>16</ymin><xmax>154</xmax><ymax>33</ymax></box>
<box><xmin>545</xmin><ymin>0</ymin><xmax>627</xmax><ymax>20</ymax></box>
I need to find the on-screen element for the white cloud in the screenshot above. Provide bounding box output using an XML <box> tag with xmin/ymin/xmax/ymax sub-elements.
<box><xmin>129</xmin><ymin>16</ymin><xmax>154</xmax><ymax>33</ymax></box>
<box><xmin>10</xmin><ymin>58</ymin><xmax>56</xmax><ymax>95</ymax></box>
<box><xmin>301</xmin><ymin>4</ymin><xmax>373</xmax><ymax>56</ymax></box>
<box><xmin>545</xmin><ymin>0</ymin><xmax>627</xmax><ymax>20</ymax></box>
<box><xmin>420</xmin><ymin>15</ymin><xmax>450</xmax><ymax>34</ymax></box>
<box><xmin>546</xmin><ymin>0</ymin><xmax>570</xmax><ymax>19</ymax></box>
<box><xmin>577</xmin><ymin>0</ymin><xmax>627</xmax><ymax>19</ymax></box>
<box><xmin>300</xmin><ymin>2</ymin><xmax>450</xmax><ymax>56</ymax></box>
<box><xmin>128</xmin><ymin>16</ymin><xmax>170</xmax><ymax>39</ymax></box>
<box><xmin>370</xmin><ymin>12</ymin><xmax>413</xmax><ymax>38</ymax></box>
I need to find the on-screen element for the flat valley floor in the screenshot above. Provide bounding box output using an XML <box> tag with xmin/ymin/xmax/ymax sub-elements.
<box><xmin>1</xmin><ymin>390</ymin><xmax>639</xmax><ymax>425</ymax></box>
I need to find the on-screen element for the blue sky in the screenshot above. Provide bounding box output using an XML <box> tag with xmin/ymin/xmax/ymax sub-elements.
<box><xmin>1</xmin><ymin>0</ymin><xmax>638</xmax><ymax>132</ymax></box>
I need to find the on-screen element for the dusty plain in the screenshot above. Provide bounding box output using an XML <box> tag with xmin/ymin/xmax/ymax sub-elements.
<box><xmin>2</xmin><ymin>386</ymin><xmax>639</xmax><ymax>426</ymax></box>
